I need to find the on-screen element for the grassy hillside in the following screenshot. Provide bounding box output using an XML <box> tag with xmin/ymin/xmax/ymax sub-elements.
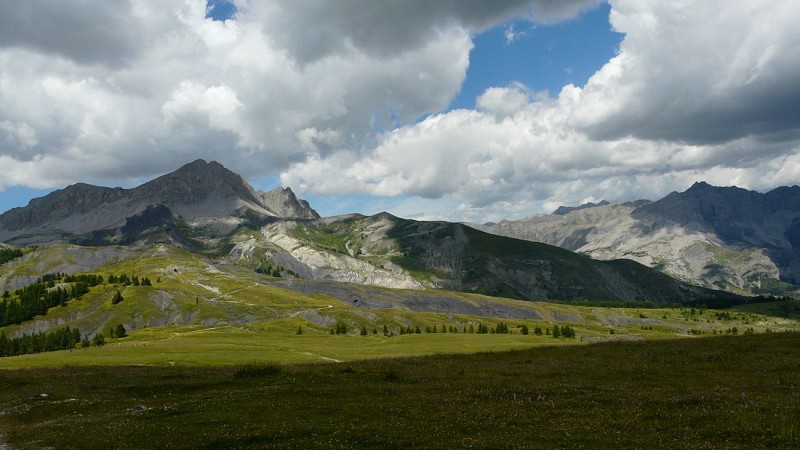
<box><xmin>2</xmin><ymin>242</ymin><xmax>799</xmax><ymax>368</ymax></box>
<box><xmin>1</xmin><ymin>332</ymin><xmax>798</xmax><ymax>449</ymax></box>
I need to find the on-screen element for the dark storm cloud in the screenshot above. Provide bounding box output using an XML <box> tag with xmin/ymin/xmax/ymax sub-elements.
<box><xmin>257</xmin><ymin>0</ymin><xmax>600</xmax><ymax>63</ymax></box>
<box><xmin>574</xmin><ymin>1</ymin><xmax>800</xmax><ymax>146</ymax></box>
<box><xmin>0</xmin><ymin>1</ymin><xmax>140</xmax><ymax>65</ymax></box>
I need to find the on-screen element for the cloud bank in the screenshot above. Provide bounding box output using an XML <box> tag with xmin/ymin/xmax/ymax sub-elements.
<box><xmin>1</xmin><ymin>0</ymin><xmax>798</xmax><ymax>221</ymax></box>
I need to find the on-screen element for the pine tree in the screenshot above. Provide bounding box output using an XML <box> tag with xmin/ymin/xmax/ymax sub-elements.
<box><xmin>92</xmin><ymin>333</ymin><xmax>105</xmax><ymax>346</ymax></box>
<box><xmin>111</xmin><ymin>290</ymin><xmax>124</xmax><ymax>305</ymax></box>
<box><xmin>552</xmin><ymin>325</ymin><xmax>561</xmax><ymax>338</ymax></box>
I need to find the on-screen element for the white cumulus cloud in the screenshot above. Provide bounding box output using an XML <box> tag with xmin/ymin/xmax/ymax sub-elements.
<box><xmin>283</xmin><ymin>0</ymin><xmax>800</xmax><ymax>220</ymax></box>
<box><xmin>1</xmin><ymin>0</ymin><xmax>797</xmax><ymax>222</ymax></box>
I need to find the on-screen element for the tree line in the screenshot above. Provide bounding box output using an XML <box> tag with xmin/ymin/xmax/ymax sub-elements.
<box><xmin>330</xmin><ymin>320</ymin><xmax>577</xmax><ymax>338</ymax></box>
<box><xmin>0</xmin><ymin>248</ymin><xmax>24</xmax><ymax>265</ymax></box>
<box><xmin>0</xmin><ymin>323</ymin><xmax>126</xmax><ymax>358</ymax></box>
<box><xmin>0</xmin><ymin>326</ymin><xmax>83</xmax><ymax>357</ymax></box>
<box><xmin>1</xmin><ymin>280</ymin><xmax>93</xmax><ymax>327</ymax></box>
<box><xmin>0</xmin><ymin>272</ymin><xmax>151</xmax><ymax>327</ymax></box>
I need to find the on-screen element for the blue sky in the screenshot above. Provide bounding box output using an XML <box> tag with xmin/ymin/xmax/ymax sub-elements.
<box><xmin>1</xmin><ymin>1</ymin><xmax>798</xmax><ymax>222</ymax></box>
<box><xmin>451</xmin><ymin>3</ymin><xmax>621</xmax><ymax>110</ymax></box>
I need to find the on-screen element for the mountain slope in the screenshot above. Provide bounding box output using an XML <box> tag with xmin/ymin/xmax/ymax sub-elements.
<box><xmin>477</xmin><ymin>183</ymin><xmax>800</xmax><ymax>295</ymax></box>
<box><xmin>231</xmin><ymin>212</ymin><xmax>745</xmax><ymax>306</ymax></box>
<box><xmin>633</xmin><ymin>182</ymin><xmax>800</xmax><ymax>283</ymax></box>
<box><xmin>0</xmin><ymin>159</ymin><xmax>318</xmax><ymax>246</ymax></box>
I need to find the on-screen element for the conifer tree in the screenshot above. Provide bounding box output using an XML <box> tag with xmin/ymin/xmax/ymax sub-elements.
<box><xmin>92</xmin><ymin>333</ymin><xmax>105</xmax><ymax>346</ymax></box>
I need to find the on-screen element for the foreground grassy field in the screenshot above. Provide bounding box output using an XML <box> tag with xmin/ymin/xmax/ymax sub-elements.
<box><xmin>0</xmin><ymin>332</ymin><xmax>797</xmax><ymax>449</ymax></box>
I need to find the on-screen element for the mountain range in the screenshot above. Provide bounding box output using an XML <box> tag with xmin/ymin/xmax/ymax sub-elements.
<box><xmin>0</xmin><ymin>160</ymin><xmax>778</xmax><ymax>307</ymax></box>
<box><xmin>475</xmin><ymin>182</ymin><xmax>800</xmax><ymax>296</ymax></box>
<box><xmin>0</xmin><ymin>159</ymin><xmax>318</xmax><ymax>246</ymax></box>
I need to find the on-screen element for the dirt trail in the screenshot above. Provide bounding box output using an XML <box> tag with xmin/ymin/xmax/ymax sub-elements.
<box><xmin>301</xmin><ymin>352</ymin><xmax>341</xmax><ymax>363</ymax></box>
<box><xmin>205</xmin><ymin>283</ymin><xmax>260</xmax><ymax>306</ymax></box>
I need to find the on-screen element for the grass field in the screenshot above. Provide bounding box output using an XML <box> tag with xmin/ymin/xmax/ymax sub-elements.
<box><xmin>0</xmin><ymin>332</ymin><xmax>798</xmax><ymax>449</ymax></box>
<box><xmin>3</xmin><ymin>298</ymin><xmax>798</xmax><ymax>369</ymax></box>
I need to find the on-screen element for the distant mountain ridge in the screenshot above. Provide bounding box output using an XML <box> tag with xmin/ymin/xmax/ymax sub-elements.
<box><xmin>553</xmin><ymin>200</ymin><xmax>610</xmax><ymax>215</ymax></box>
<box><xmin>0</xmin><ymin>159</ymin><xmax>318</xmax><ymax>245</ymax></box>
<box><xmin>0</xmin><ymin>163</ymin><xmax>752</xmax><ymax>306</ymax></box>
<box><xmin>476</xmin><ymin>182</ymin><xmax>800</xmax><ymax>295</ymax></box>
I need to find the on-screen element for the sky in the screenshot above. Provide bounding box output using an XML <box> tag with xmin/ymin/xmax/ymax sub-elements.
<box><xmin>0</xmin><ymin>1</ymin><xmax>798</xmax><ymax>223</ymax></box>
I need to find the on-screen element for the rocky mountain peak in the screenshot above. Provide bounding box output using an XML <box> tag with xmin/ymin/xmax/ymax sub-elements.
<box><xmin>133</xmin><ymin>159</ymin><xmax>259</xmax><ymax>206</ymax></box>
<box><xmin>258</xmin><ymin>186</ymin><xmax>319</xmax><ymax>219</ymax></box>
<box><xmin>687</xmin><ymin>181</ymin><xmax>712</xmax><ymax>191</ymax></box>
